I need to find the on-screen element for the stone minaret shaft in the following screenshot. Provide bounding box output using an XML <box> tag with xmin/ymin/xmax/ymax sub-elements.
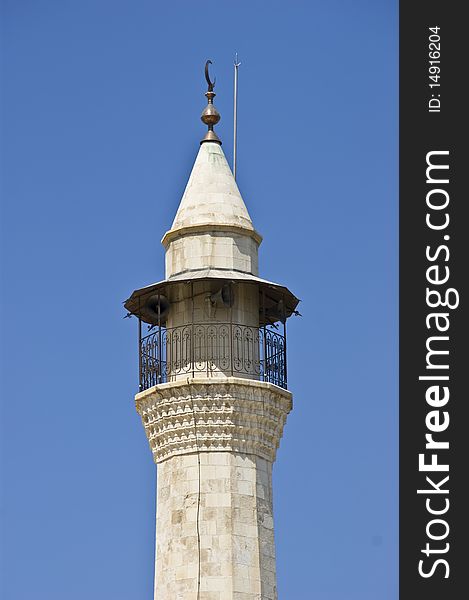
<box><xmin>125</xmin><ymin>65</ymin><xmax>298</xmax><ymax>600</ymax></box>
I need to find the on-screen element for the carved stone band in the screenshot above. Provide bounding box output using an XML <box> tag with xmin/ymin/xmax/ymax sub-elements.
<box><xmin>135</xmin><ymin>377</ymin><xmax>292</xmax><ymax>463</ymax></box>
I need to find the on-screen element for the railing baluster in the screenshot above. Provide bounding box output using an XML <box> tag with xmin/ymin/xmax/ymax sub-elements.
<box><xmin>138</xmin><ymin>322</ymin><xmax>287</xmax><ymax>391</ymax></box>
<box><xmin>138</xmin><ymin>318</ymin><xmax>142</xmax><ymax>391</ymax></box>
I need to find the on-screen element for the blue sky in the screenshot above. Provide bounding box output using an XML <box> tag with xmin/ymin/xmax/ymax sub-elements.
<box><xmin>0</xmin><ymin>1</ymin><xmax>398</xmax><ymax>598</ymax></box>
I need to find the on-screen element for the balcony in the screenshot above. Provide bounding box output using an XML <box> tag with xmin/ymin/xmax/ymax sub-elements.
<box><xmin>139</xmin><ymin>322</ymin><xmax>287</xmax><ymax>391</ymax></box>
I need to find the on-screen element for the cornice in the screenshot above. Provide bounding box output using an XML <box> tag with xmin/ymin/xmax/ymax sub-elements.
<box><xmin>161</xmin><ymin>223</ymin><xmax>263</xmax><ymax>248</ymax></box>
<box><xmin>135</xmin><ymin>377</ymin><xmax>292</xmax><ymax>463</ymax></box>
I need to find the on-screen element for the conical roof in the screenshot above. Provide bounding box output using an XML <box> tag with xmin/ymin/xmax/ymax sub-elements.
<box><xmin>162</xmin><ymin>142</ymin><xmax>261</xmax><ymax>245</ymax></box>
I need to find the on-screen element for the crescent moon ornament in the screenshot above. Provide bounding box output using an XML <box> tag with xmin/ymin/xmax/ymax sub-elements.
<box><xmin>205</xmin><ymin>60</ymin><xmax>216</xmax><ymax>92</ymax></box>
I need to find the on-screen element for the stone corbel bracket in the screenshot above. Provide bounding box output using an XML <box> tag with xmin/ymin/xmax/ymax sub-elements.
<box><xmin>135</xmin><ymin>377</ymin><xmax>292</xmax><ymax>463</ymax></box>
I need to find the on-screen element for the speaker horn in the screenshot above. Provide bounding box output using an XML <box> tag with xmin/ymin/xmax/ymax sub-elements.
<box><xmin>265</xmin><ymin>299</ymin><xmax>286</xmax><ymax>323</ymax></box>
<box><xmin>210</xmin><ymin>283</ymin><xmax>234</xmax><ymax>308</ymax></box>
<box><xmin>141</xmin><ymin>294</ymin><xmax>170</xmax><ymax>325</ymax></box>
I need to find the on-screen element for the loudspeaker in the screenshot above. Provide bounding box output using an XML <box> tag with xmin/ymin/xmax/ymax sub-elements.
<box><xmin>265</xmin><ymin>299</ymin><xmax>286</xmax><ymax>323</ymax></box>
<box><xmin>141</xmin><ymin>294</ymin><xmax>170</xmax><ymax>325</ymax></box>
<box><xmin>210</xmin><ymin>283</ymin><xmax>234</xmax><ymax>308</ymax></box>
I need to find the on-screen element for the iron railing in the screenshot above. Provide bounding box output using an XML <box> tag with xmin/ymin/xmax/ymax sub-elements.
<box><xmin>139</xmin><ymin>322</ymin><xmax>287</xmax><ymax>391</ymax></box>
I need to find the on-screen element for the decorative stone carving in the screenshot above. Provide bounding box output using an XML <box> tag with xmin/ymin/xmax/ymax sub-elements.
<box><xmin>135</xmin><ymin>377</ymin><xmax>292</xmax><ymax>463</ymax></box>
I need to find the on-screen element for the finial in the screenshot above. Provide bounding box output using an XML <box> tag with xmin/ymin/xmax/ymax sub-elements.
<box><xmin>201</xmin><ymin>60</ymin><xmax>221</xmax><ymax>144</ymax></box>
<box><xmin>205</xmin><ymin>60</ymin><xmax>216</xmax><ymax>92</ymax></box>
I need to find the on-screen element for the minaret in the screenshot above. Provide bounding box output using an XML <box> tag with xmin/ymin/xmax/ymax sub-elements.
<box><xmin>125</xmin><ymin>62</ymin><xmax>299</xmax><ymax>600</ymax></box>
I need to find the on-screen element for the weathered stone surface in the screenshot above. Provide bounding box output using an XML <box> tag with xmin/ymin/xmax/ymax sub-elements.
<box><xmin>165</xmin><ymin>231</ymin><xmax>259</xmax><ymax>278</ymax></box>
<box><xmin>154</xmin><ymin>451</ymin><xmax>278</xmax><ymax>600</ymax></box>
<box><xmin>136</xmin><ymin>378</ymin><xmax>292</xmax><ymax>463</ymax></box>
<box><xmin>161</xmin><ymin>142</ymin><xmax>262</xmax><ymax>279</ymax></box>
<box><xmin>166</xmin><ymin>142</ymin><xmax>256</xmax><ymax>236</ymax></box>
<box><xmin>137</xmin><ymin>378</ymin><xmax>290</xmax><ymax>598</ymax></box>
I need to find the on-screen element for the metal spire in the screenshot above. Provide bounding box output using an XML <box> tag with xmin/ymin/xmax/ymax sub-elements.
<box><xmin>233</xmin><ymin>53</ymin><xmax>241</xmax><ymax>180</ymax></box>
<box><xmin>200</xmin><ymin>60</ymin><xmax>221</xmax><ymax>145</ymax></box>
